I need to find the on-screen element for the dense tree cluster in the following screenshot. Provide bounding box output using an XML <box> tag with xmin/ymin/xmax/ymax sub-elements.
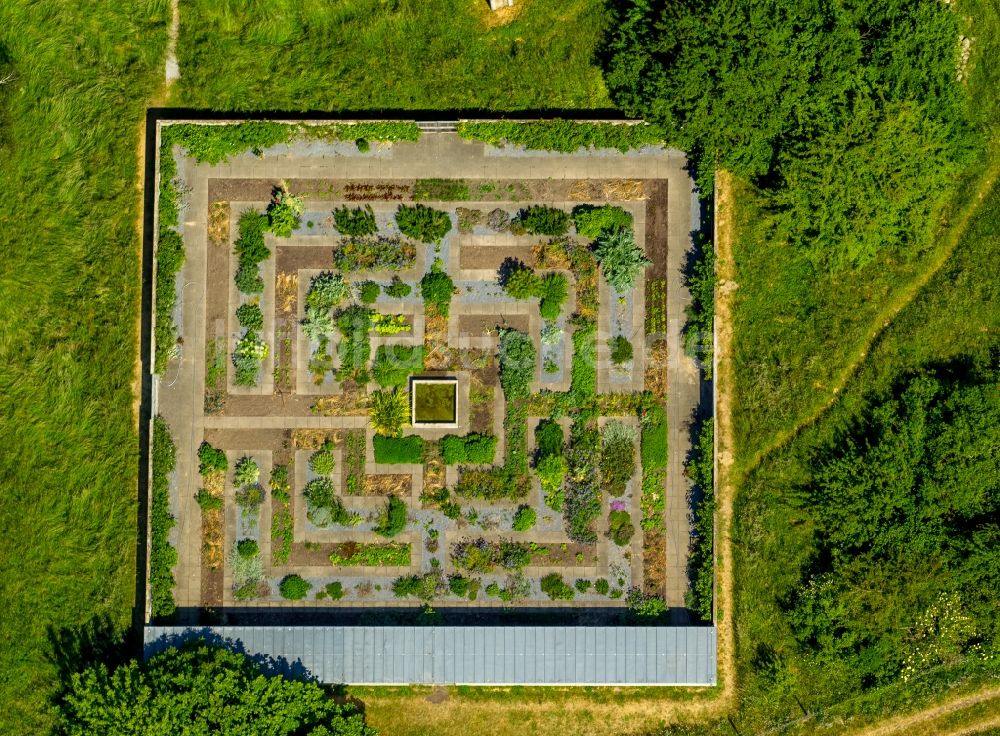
<box><xmin>604</xmin><ymin>0</ymin><xmax>976</xmax><ymax>267</ymax></box>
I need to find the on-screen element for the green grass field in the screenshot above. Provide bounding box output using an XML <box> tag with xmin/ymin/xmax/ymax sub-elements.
<box><xmin>174</xmin><ymin>0</ymin><xmax>611</xmax><ymax>111</ymax></box>
<box><xmin>0</xmin><ymin>3</ymin><xmax>168</xmax><ymax>733</ymax></box>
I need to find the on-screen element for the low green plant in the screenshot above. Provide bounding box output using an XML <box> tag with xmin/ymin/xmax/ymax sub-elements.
<box><xmin>333</xmin><ymin>204</ymin><xmax>378</xmax><ymax>236</ymax></box>
<box><xmin>626</xmin><ymin>587</ymin><xmax>667</xmax><ymax>617</ymax></box>
<box><xmin>304</xmin><ymin>478</ymin><xmax>357</xmax><ymax>528</ymax></box>
<box><xmin>574</xmin><ymin>579</ymin><xmax>592</xmax><ymax>593</ymax></box>
<box><xmin>233</xmin><ymin>209</ymin><xmax>270</xmax><ymax>295</ymax></box>
<box><xmin>536</xmin><ymin>454</ymin><xmax>568</xmax><ymax>512</ymax></box>
<box><xmin>456</xmin><ymin>121</ymin><xmax>667</xmax><ymax>153</ymax></box>
<box><xmin>395</xmin><ymin>203</ymin><xmax>451</xmax><ymax>243</ymax></box>
<box><xmin>594</xmin><ymin>226</ymin><xmax>650</xmax><ymax>294</ymax></box>
<box><xmin>383</xmin><ymin>276</ymin><xmax>412</xmax><ymax>298</ymax></box>
<box><xmin>373</xmin><ymin>495</ymin><xmax>408</xmax><ymax>537</ymax></box>
<box><xmin>518</xmin><ymin>205</ymin><xmax>569</xmax><ymax>236</ymax></box>
<box><xmin>329</xmin><ymin>542</ymin><xmax>411</xmax><ymax>567</ymax></box>
<box><xmin>540</xmin><ymin>573</ymin><xmax>575</xmax><ymax>600</ymax></box>
<box><xmin>570</xmin><ymin>320</ymin><xmax>597</xmax><ymax>402</ymax></box>
<box><xmin>358</xmin><ymin>280</ymin><xmax>380</xmax><ymax>304</ymax></box>
<box><xmin>498</xmin><ymin>329</ymin><xmax>536</xmax><ymax>400</ymax></box>
<box><xmin>684</xmin><ymin>237</ymin><xmax>716</xmax><ymax>378</ymax></box>
<box><xmin>197</xmin><ymin>442</ymin><xmax>228</xmax><ymax>475</ymax></box>
<box><xmin>686</xmin><ymin>417</ymin><xmax>715</xmax><ymax>621</ymax></box>
<box><xmin>534</xmin><ymin>419</ymin><xmax>564</xmax><ymax>458</ymax></box>
<box><xmin>369</xmin><ymin>387</ymin><xmax>409</xmax><ymax>437</ymax></box>
<box><xmin>609</xmin><ymin>335</ymin><xmax>633</xmax><ymax>366</ymax></box>
<box><xmin>232</xmin><ymin>330</ymin><xmax>268</xmax><ymax>386</ymax></box>
<box><xmin>154</xmin><ymin>231</ymin><xmax>184</xmax><ymax>372</ymax></box>
<box><xmin>420</xmin><ymin>258</ymin><xmax>455</xmax><ymax>317</ymax></box>
<box><xmin>512</xmin><ymin>505</ymin><xmax>537</xmax><ymax>532</ymax></box>
<box><xmin>538</xmin><ymin>272</ymin><xmax>569</xmax><ymax>319</ymax></box>
<box><xmin>502</xmin><ymin>262</ymin><xmax>541</xmax><ymax>299</ymax></box>
<box><xmin>235</xmin><ymin>302</ymin><xmax>263</xmax><ymax>330</ymax></box>
<box><xmin>333</xmin><ymin>236</ymin><xmax>416</xmax><ymax>271</ymax></box>
<box><xmin>267</xmin><ymin>182</ymin><xmax>304</xmax><ymax>237</ymax></box>
<box><xmin>572</xmin><ymin>204</ymin><xmax>634</xmax><ymax>238</ymax></box>
<box><xmin>324</xmin><ymin>581</ymin><xmax>345</xmax><ymax>600</ymax></box>
<box><xmin>306</xmin><ymin>271</ymin><xmax>350</xmax><ymax>310</ymax></box>
<box><xmin>373</xmin><ymin>435</ymin><xmax>425</xmax><ymax>464</ymax></box>
<box><xmin>233</xmin><ymin>456</ymin><xmax>260</xmax><ymax>487</ymax></box>
<box><xmin>335</xmin><ymin>305</ymin><xmax>373</xmax><ymax>382</ymax></box>
<box><xmin>448</xmin><ymin>575</ymin><xmax>471</xmax><ymax>597</ymax></box>
<box><xmin>151</xmin><ymin>418</ymin><xmax>177</xmax><ymax>619</ymax></box>
<box><xmin>595</xmin><ymin>578</ymin><xmax>610</xmax><ymax>595</ymax></box>
<box><xmin>413</xmin><ymin>178</ymin><xmax>469</xmax><ymax>201</ymax></box>
<box><xmin>608</xmin><ymin>510</ymin><xmax>635</xmax><ymax>546</ymax></box>
<box><xmin>309</xmin><ymin>441</ymin><xmax>336</xmax><ymax>476</ymax></box>
<box><xmin>195</xmin><ymin>489</ymin><xmax>223</xmax><ymax>511</ymax></box>
<box><xmin>600</xmin><ymin>421</ymin><xmax>637</xmax><ymax>496</ymax></box>
<box><xmin>439</xmin><ymin>433</ymin><xmax>497</xmax><ymax>465</ymax></box>
<box><xmin>372</xmin><ymin>344</ymin><xmax>423</xmax><ymax>387</ymax></box>
<box><xmin>279</xmin><ymin>574</ymin><xmax>312</xmax><ymax>600</ymax></box>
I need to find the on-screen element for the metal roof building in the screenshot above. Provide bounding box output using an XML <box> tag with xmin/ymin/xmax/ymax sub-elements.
<box><xmin>144</xmin><ymin>625</ymin><xmax>717</xmax><ymax>686</ymax></box>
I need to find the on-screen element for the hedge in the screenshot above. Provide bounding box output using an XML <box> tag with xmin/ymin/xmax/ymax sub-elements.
<box><xmin>456</xmin><ymin>120</ymin><xmax>667</xmax><ymax>153</ymax></box>
<box><xmin>440</xmin><ymin>433</ymin><xmax>497</xmax><ymax>465</ymax></box>
<box><xmin>373</xmin><ymin>435</ymin><xmax>425</xmax><ymax>464</ymax></box>
<box><xmin>150</xmin><ymin>417</ymin><xmax>177</xmax><ymax>619</ymax></box>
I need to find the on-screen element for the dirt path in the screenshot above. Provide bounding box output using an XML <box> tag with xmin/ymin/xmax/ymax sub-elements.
<box><xmin>842</xmin><ymin>686</ymin><xmax>1000</xmax><ymax>736</ymax></box>
<box><xmin>710</xmin><ymin>170</ymin><xmax>739</xmax><ymax>709</ymax></box>
<box><xmin>739</xmin><ymin>156</ymin><xmax>1000</xmax><ymax>479</ymax></box>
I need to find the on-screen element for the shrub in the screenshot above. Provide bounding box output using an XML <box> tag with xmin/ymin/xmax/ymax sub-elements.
<box><xmin>279</xmin><ymin>574</ymin><xmax>312</xmax><ymax>600</ymax></box>
<box><xmin>594</xmin><ymin>227</ymin><xmax>651</xmax><ymax>294</ymax></box>
<box><xmin>306</xmin><ymin>271</ymin><xmax>350</xmax><ymax>310</ymax></box>
<box><xmin>324</xmin><ymin>581</ymin><xmax>345</xmax><ymax>600</ymax></box>
<box><xmin>358</xmin><ymin>280</ymin><xmax>380</xmax><ymax>304</ymax></box>
<box><xmin>309</xmin><ymin>441</ymin><xmax>336</xmax><ymax>476</ymax></box>
<box><xmin>448</xmin><ymin>575</ymin><xmax>471</xmax><ymax>597</ymax></box>
<box><xmin>538</xmin><ymin>272</ymin><xmax>569</xmax><ymax>320</ymax></box>
<box><xmin>609</xmin><ymin>335</ymin><xmax>633</xmax><ymax>365</ymax></box>
<box><xmin>608</xmin><ymin>510</ymin><xmax>636</xmax><ymax>546</ymax></box>
<box><xmin>512</xmin><ymin>505</ymin><xmax>537</xmax><ymax>531</ymax></box>
<box><xmin>234</xmin><ymin>210</ymin><xmax>270</xmax><ymax>264</ymax></box>
<box><xmin>372</xmin><ymin>344</ymin><xmax>423</xmax><ymax>387</ymax></box>
<box><xmin>570</xmin><ymin>320</ymin><xmax>597</xmax><ymax>402</ymax></box>
<box><xmin>233</xmin><ymin>456</ymin><xmax>260</xmax><ymax>487</ymax></box>
<box><xmin>304</xmin><ymin>478</ymin><xmax>356</xmax><ymax>528</ymax></box>
<box><xmin>333</xmin><ymin>236</ymin><xmax>416</xmax><ymax>271</ymax></box>
<box><xmin>374</xmin><ymin>495</ymin><xmax>408</xmax><ymax>537</ymax></box>
<box><xmin>234</xmin><ymin>262</ymin><xmax>265</xmax><ymax>294</ymax></box>
<box><xmin>333</xmin><ymin>204</ymin><xmax>378</xmax><ymax>236</ymax></box>
<box><xmin>384</xmin><ymin>276</ymin><xmax>412</xmax><ymax>298</ymax></box>
<box><xmin>498</xmin><ymin>329</ymin><xmax>536</xmax><ymax>400</ymax></box>
<box><xmin>373</xmin><ymin>435</ymin><xmax>425</xmax><ymax>464</ymax></box>
<box><xmin>518</xmin><ymin>206</ymin><xmax>570</xmax><ymax>235</ymax></box>
<box><xmin>601</xmin><ymin>421</ymin><xmax>638</xmax><ymax>496</ymax></box>
<box><xmin>534</xmin><ymin>419</ymin><xmax>564</xmax><ymax>458</ymax></box>
<box><xmin>267</xmin><ymin>183</ymin><xmax>304</xmax><ymax>237</ymax></box>
<box><xmin>440</xmin><ymin>433</ymin><xmax>497</xmax><ymax>465</ymax></box>
<box><xmin>235</xmin><ymin>302</ymin><xmax>263</xmax><ymax>330</ymax></box>
<box><xmin>301</xmin><ymin>305</ymin><xmax>335</xmax><ymax>343</ymax></box>
<box><xmin>420</xmin><ymin>258</ymin><xmax>455</xmax><ymax>317</ymax></box>
<box><xmin>150</xmin><ymin>418</ymin><xmax>177</xmax><ymax>619</ymax></box>
<box><xmin>355</xmin><ymin>138</ymin><xmax>370</xmax><ymax>152</ymax></box>
<box><xmin>575</xmin><ymin>579</ymin><xmax>592</xmax><ymax>593</ymax></box>
<box><xmin>392</xmin><ymin>571</ymin><xmax>443</xmax><ymax>601</ymax></box>
<box><xmin>626</xmin><ymin>587</ymin><xmax>667</xmax><ymax>617</ymax></box>
<box><xmin>195</xmin><ymin>489</ymin><xmax>223</xmax><ymax>511</ymax></box>
<box><xmin>232</xmin><ymin>331</ymin><xmax>268</xmax><ymax>386</ymax></box>
<box><xmin>540</xmin><ymin>322</ymin><xmax>562</xmax><ymax>346</ymax></box>
<box><xmin>452</xmin><ymin>538</ymin><xmax>531</xmax><ymax>573</ymax></box>
<box><xmin>502</xmin><ymin>263</ymin><xmax>541</xmax><ymax>299</ymax></box>
<box><xmin>486</xmin><ymin>208</ymin><xmax>511</xmax><ymax>231</ymax></box>
<box><xmin>236</xmin><ymin>538</ymin><xmax>259</xmax><ymax>559</ymax></box>
<box><xmin>369</xmin><ymin>388</ymin><xmax>409</xmax><ymax>437</ymax></box>
<box><xmin>395</xmin><ymin>203</ymin><xmax>451</xmax><ymax>243</ymax></box>
<box><xmin>572</xmin><ymin>204</ymin><xmax>634</xmax><ymax>238</ymax></box>
<box><xmin>540</xmin><ymin>573</ymin><xmax>575</xmax><ymax>600</ymax></box>
<box><xmin>335</xmin><ymin>305</ymin><xmax>373</xmax><ymax>382</ymax></box>
<box><xmin>536</xmin><ymin>454</ymin><xmax>568</xmax><ymax>512</ymax></box>
<box><xmin>329</xmin><ymin>542</ymin><xmax>411</xmax><ymax>567</ymax></box>
<box><xmin>595</xmin><ymin>578</ymin><xmax>610</xmax><ymax>595</ymax></box>
<box><xmin>197</xmin><ymin>442</ymin><xmax>228</xmax><ymax>475</ymax></box>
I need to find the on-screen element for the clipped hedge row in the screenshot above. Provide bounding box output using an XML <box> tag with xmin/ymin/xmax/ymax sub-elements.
<box><xmin>456</xmin><ymin>120</ymin><xmax>667</xmax><ymax>153</ymax></box>
<box><xmin>373</xmin><ymin>435</ymin><xmax>425</xmax><ymax>464</ymax></box>
<box><xmin>440</xmin><ymin>433</ymin><xmax>497</xmax><ymax>465</ymax></box>
<box><xmin>150</xmin><ymin>417</ymin><xmax>178</xmax><ymax>619</ymax></box>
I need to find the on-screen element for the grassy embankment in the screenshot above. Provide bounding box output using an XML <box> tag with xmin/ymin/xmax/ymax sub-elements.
<box><xmin>0</xmin><ymin>3</ymin><xmax>168</xmax><ymax>734</ymax></box>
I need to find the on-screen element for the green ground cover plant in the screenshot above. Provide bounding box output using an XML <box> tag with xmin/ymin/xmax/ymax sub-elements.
<box><xmin>563</xmin><ymin>419</ymin><xmax>602</xmax><ymax>542</ymax></box>
<box><xmin>396</xmin><ymin>203</ymin><xmax>452</xmax><ymax>243</ymax></box>
<box><xmin>608</xmin><ymin>335</ymin><xmax>633</xmax><ymax>366</ymax></box>
<box><xmin>572</xmin><ymin>204</ymin><xmax>633</xmax><ymax>238</ymax></box>
<box><xmin>358</xmin><ymin>280</ymin><xmax>380</xmax><ymax>304</ymax></box>
<box><xmin>235</xmin><ymin>301</ymin><xmax>263</xmax><ymax>330</ymax></box>
<box><xmin>270</xmin><ymin>465</ymin><xmax>293</xmax><ymax>565</ymax></box>
<box><xmin>333</xmin><ymin>236</ymin><xmax>416</xmax><ymax>271</ymax></box>
<box><xmin>308</xmin><ymin>441</ymin><xmax>336</xmax><ymax>476</ymax></box>
<box><xmin>373</xmin><ymin>435</ymin><xmax>425</xmax><ymax>464</ymax></box>
<box><xmin>452</xmin><ymin>538</ymin><xmax>532</xmax><ymax>574</ymax></box>
<box><xmin>372</xmin><ymin>345</ymin><xmax>423</xmax><ymax>388</ymax></box>
<box><xmin>538</xmin><ymin>272</ymin><xmax>569</xmax><ymax>319</ymax></box>
<box><xmin>333</xmin><ymin>204</ymin><xmax>378</xmax><ymax>236</ymax></box>
<box><xmin>336</xmin><ymin>305</ymin><xmax>374</xmax><ymax>382</ymax></box>
<box><xmin>608</xmin><ymin>509</ymin><xmax>635</xmax><ymax>546</ymax></box>
<box><xmin>233</xmin><ymin>209</ymin><xmax>270</xmax><ymax>294</ymax></box>
<box><xmin>440</xmin><ymin>433</ymin><xmax>497</xmax><ymax>465</ymax></box>
<box><xmin>304</xmin><ymin>478</ymin><xmax>358</xmax><ymax>528</ymax></box>
<box><xmin>150</xmin><ymin>418</ymin><xmax>178</xmax><ymax>620</ymax></box>
<box><xmin>639</xmin><ymin>404</ymin><xmax>667</xmax><ymax>533</ymax></box>
<box><xmin>498</xmin><ymin>329</ymin><xmax>536</xmax><ymax>400</ymax></box>
<box><xmin>329</xmin><ymin>542</ymin><xmax>411</xmax><ymax>567</ymax></box>
<box><xmin>306</xmin><ymin>271</ymin><xmax>350</xmax><ymax>310</ymax></box>
<box><xmin>413</xmin><ymin>178</ymin><xmax>469</xmax><ymax>201</ymax></box>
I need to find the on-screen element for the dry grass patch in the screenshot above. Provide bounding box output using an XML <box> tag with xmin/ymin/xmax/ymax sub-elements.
<box><xmin>311</xmin><ymin>392</ymin><xmax>368</xmax><ymax>417</ymax></box>
<box><xmin>645</xmin><ymin>340</ymin><xmax>669</xmax><ymax>398</ymax></box>
<box><xmin>276</xmin><ymin>271</ymin><xmax>298</xmax><ymax>314</ymax></box>
<box><xmin>364</xmin><ymin>474</ymin><xmax>411</xmax><ymax>496</ymax></box>
<box><xmin>208</xmin><ymin>201</ymin><xmax>230</xmax><ymax>247</ymax></box>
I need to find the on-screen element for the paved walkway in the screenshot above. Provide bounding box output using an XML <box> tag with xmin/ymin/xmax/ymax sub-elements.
<box><xmin>154</xmin><ymin>130</ymin><xmax>697</xmax><ymax>618</ymax></box>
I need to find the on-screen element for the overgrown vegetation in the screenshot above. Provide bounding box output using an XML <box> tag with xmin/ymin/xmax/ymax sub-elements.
<box><xmin>684</xmin><ymin>238</ymin><xmax>716</xmax><ymax>378</ymax></box>
<box><xmin>150</xmin><ymin>418</ymin><xmax>177</xmax><ymax>620</ymax></box>
<box><xmin>334</xmin><ymin>204</ymin><xmax>378</xmax><ymax>236</ymax></box>
<box><xmin>372</xmin><ymin>345</ymin><xmax>423</xmax><ymax>388</ymax></box>
<box><xmin>457</xmin><ymin>120</ymin><xmax>666</xmax><ymax>152</ymax></box>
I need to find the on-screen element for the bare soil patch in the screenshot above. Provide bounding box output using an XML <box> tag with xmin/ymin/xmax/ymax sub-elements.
<box><xmin>277</xmin><ymin>245</ymin><xmax>335</xmax><ymax>273</ymax></box>
<box><xmin>460</xmin><ymin>245</ymin><xmax>535</xmax><ymax>270</ymax></box>
<box><xmin>458</xmin><ymin>313</ymin><xmax>529</xmax><ymax>337</ymax></box>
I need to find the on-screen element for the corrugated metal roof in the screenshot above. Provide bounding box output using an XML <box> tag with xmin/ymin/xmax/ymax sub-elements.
<box><xmin>144</xmin><ymin>625</ymin><xmax>716</xmax><ymax>686</ymax></box>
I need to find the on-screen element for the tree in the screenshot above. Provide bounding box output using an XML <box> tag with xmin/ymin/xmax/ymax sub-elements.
<box><xmin>57</xmin><ymin>641</ymin><xmax>374</xmax><ymax>735</ymax></box>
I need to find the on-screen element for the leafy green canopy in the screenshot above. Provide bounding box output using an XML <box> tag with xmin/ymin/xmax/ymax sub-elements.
<box><xmin>57</xmin><ymin>642</ymin><xmax>374</xmax><ymax>735</ymax></box>
<box><xmin>789</xmin><ymin>368</ymin><xmax>1000</xmax><ymax>685</ymax></box>
<box><xmin>604</xmin><ymin>0</ymin><xmax>977</xmax><ymax>267</ymax></box>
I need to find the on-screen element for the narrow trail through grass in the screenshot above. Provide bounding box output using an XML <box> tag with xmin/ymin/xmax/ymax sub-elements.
<box><xmin>736</xmin><ymin>154</ymin><xmax>1000</xmax><ymax>480</ymax></box>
